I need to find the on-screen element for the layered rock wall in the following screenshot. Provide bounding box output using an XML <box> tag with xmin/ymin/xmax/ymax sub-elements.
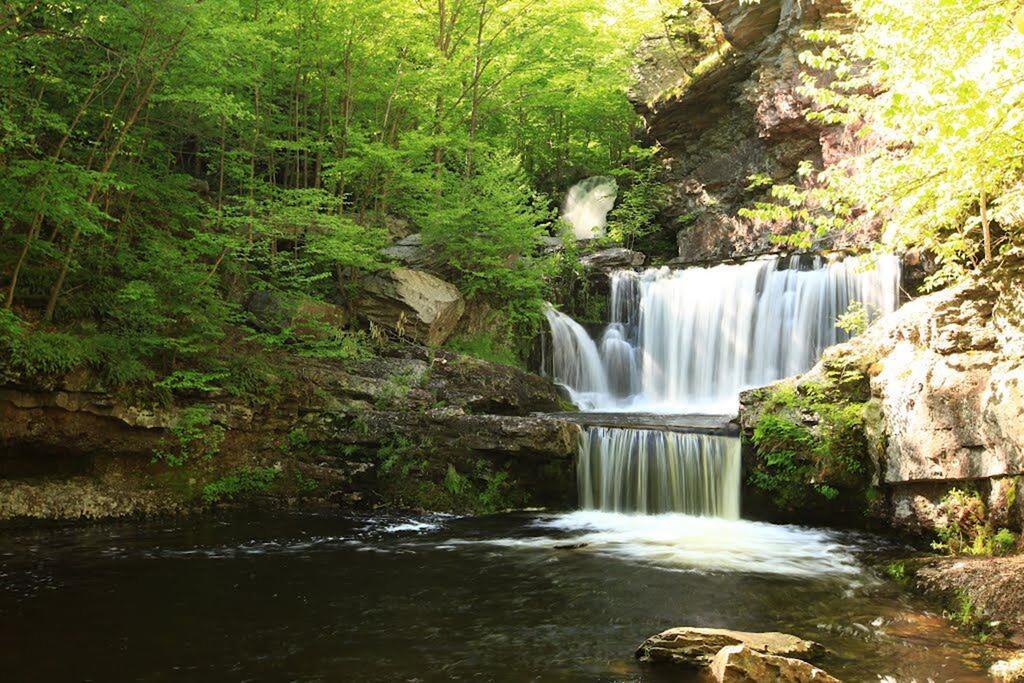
<box><xmin>634</xmin><ymin>0</ymin><xmax>873</xmax><ymax>264</ymax></box>
<box><xmin>0</xmin><ymin>350</ymin><xmax>579</xmax><ymax>519</ymax></box>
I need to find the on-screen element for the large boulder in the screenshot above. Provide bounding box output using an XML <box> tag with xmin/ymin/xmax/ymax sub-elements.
<box><xmin>384</xmin><ymin>233</ymin><xmax>444</xmax><ymax>271</ymax></box>
<box><xmin>710</xmin><ymin>645</ymin><xmax>840</xmax><ymax>683</ymax></box>
<box><xmin>355</xmin><ymin>268</ymin><xmax>465</xmax><ymax>347</ymax></box>
<box><xmin>635</xmin><ymin>627</ymin><xmax>824</xmax><ymax>667</ymax></box>
<box><xmin>579</xmin><ymin>248</ymin><xmax>646</xmax><ymax>273</ymax></box>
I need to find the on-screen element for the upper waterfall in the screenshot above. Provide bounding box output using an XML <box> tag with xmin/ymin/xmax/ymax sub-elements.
<box><xmin>547</xmin><ymin>253</ymin><xmax>900</xmax><ymax>413</ymax></box>
<box><xmin>562</xmin><ymin>177</ymin><xmax>618</xmax><ymax>240</ymax></box>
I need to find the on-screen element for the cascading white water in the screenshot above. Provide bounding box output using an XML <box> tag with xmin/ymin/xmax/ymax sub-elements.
<box><xmin>562</xmin><ymin>177</ymin><xmax>618</xmax><ymax>240</ymax></box>
<box><xmin>549</xmin><ymin>252</ymin><xmax>899</xmax><ymax>518</ymax></box>
<box><xmin>549</xmin><ymin>253</ymin><xmax>901</xmax><ymax>413</ymax></box>
<box><xmin>543</xmin><ymin>307</ymin><xmax>609</xmax><ymax>407</ymax></box>
<box><xmin>578</xmin><ymin>427</ymin><xmax>741</xmax><ymax>517</ymax></box>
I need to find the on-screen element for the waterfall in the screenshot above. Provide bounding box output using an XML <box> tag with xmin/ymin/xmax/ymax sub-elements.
<box><xmin>544</xmin><ymin>307</ymin><xmax>609</xmax><ymax>408</ymax></box>
<box><xmin>550</xmin><ymin>252</ymin><xmax>900</xmax><ymax>519</ymax></box>
<box><xmin>562</xmin><ymin>177</ymin><xmax>618</xmax><ymax>240</ymax></box>
<box><xmin>549</xmin><ymin>253</ymin><xmax>900</xmax><ymax>413</ymax></box>
<box><xmin>578</xmin><ymin>427</ymin><xmax>740</xmax><ymax>517</ymax></box>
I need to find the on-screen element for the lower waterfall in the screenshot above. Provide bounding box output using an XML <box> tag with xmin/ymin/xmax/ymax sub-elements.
<box><xmin>577</xmin><ymin>427</ymin><xmax>741</xmax><ymax>517</ymax></box>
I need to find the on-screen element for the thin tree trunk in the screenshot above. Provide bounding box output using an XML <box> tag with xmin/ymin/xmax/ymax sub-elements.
<box><xmin>981</xmin><ymin>184</ymin><xmax>992</xmax><ymax>262</ymax></box>
<box><xmin>44</xmin><ymin>30</ymin><xmax>185</xmax><ymax>322</ymax></box>
<box><xmin>5</xmin><ymin>74</ymin><xmax>106</xmax><ymax>309</ymax></box>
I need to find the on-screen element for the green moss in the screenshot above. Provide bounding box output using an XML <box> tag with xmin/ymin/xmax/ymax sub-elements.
<box><xmin>747</xmin><ymin>377</ymin><xmax>872</xmax><ymax>512</ymax></box>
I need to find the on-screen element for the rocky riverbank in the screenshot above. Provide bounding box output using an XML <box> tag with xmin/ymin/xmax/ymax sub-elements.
<box><xmin>0</xmin><ymin>345</ymin><xmax>579</xmax><ymax>520</ymax></box>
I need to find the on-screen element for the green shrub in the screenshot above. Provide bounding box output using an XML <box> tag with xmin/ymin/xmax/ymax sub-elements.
<box><xmin>932</xmin><ymin>487</ymin><xmax>1019</xmax><ymax>557</ymax></box>
<box><xmin>7</xmin><ymin>329</ymin><xmax>91</xmax><ymax>377</ymax></box>
<box><xmin>153</xmin><ymin>405</ymin><xmax>225</xmax><ymax>467</ymax></box>
<box><xmin>443</xmin><ymin>464</ymin><xmax>470</xmax><ymax>497</ymax></box>
<box><xmin>202</xmin><ymin>466</ymin><xmax>280</xmax><ymax>504</ymax></box>
<box><xmin>836</xmin><ymin>300</ymin><xmax>872</xmax><ymax>336</ymax></box>
<box><xmin>993</xmin><ymin>527</ymin><xmax>1018</xmax><ymax>555</ymax></box>
<box><xmin>886</xmin><ymin>560</ymin><xmax>908</xmax><ymax>583</ymax></box>
<box><xmin>446</xmin><ymin>331</ymin><xmax>523</xmax><ymax>368</ymax></box>
<box><xmin>747</xmin><ymin>382</ymin><xmax>871</xmax><ymax>510</ymax></box>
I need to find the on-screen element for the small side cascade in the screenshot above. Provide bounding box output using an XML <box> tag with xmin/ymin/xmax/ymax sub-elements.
<box><xmin>543</xmin><ymin>307</ymin><xmax>609</xmax><ymax>406</ymax></box>
<box><xmin>562</xmin><ymin>177</ymin><xmax>618</xmax><ymax>239</ymax></box>
<box><xmin>578</xmin><ymin>427</ymin><xmax>741</xmax><ymax>517</ymax></box>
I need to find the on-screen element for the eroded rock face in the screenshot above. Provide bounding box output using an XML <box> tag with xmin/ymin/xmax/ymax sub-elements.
<box><xmin>354</xmin><ymin>268</ymin><xmax>465</xmax><ymax>346</ymax></box>
<box><xmin>634</xmin><ymin>0</ymin><xmax>879</xmax><ymax>263</ymax></box>
<box><xmin>708</xmin><ymin>0</ymin><xmax>783</xmax><ymax>49</ymax></box>
<box><xmin>579</xmin><ymin>248</ymin><xmax>646</xmax><ymax>273</ymax></box>
<box><xmin>710</xmin><ymin>644</ymin><xmax>840</xmax><ymax>683</ymax></box>
<box><xmin>0</xmin><ymin>348</ymin><xmax>576</xmax><ymax>519</ymax></box>
<box><xmin>635</xmin><ymin>626</ymin><xmax>824</xmax><ymax>667</ymax></box>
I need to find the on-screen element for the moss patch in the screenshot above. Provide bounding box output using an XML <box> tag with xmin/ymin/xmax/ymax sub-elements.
<box><xmin>744</xmin><ymin>345</ymin><xmax>878</xmax><ymax>519</ymax></box>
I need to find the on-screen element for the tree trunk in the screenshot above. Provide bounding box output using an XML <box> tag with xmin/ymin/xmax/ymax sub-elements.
<box><xmin>981</xmin><ymin>185</ymin><xmax>992</xmax><ymax>262</ymax></box>
<box><xmin>44</xmin><ymin>30</ymin><xmax>185</xmax><ymax>322</ymax></box>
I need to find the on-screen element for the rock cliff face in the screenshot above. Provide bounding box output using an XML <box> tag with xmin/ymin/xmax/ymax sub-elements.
<box><xmin>0</xmin><ymin>349</ymin><xmax>579</xmax><ymax>520</ymax></box>
<box><xmin>740</xmin><ymin>251</ymin><xmax>1024</xmax><ymax>534</ymax></box>
<box><xmin>633</xmin><ymin>0</ymin><xmax>873</xmax><ymax>264</ymax></box>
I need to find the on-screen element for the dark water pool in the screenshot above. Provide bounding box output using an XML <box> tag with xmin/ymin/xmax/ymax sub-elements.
<box><xmin>0</xmin><ymin>510</ymin><xmax>991</xmax><ymax>681</ymax></box>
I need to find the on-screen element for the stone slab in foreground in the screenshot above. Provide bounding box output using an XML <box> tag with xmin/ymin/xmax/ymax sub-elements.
<box><xmin>635</xmin><ymin>626</ymin><xmax>824</xmax><ymax>667</ymax></box>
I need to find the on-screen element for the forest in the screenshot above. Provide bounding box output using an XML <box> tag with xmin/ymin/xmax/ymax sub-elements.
<box><xmin>0</xmin><ymin>0</ymin><xmax>665</xmax><ymax>389</ymax></box>
<box><xmin>4</xmin><ymin>1</ymin><xmax>1024</xmax><ymax>680</ymax></box>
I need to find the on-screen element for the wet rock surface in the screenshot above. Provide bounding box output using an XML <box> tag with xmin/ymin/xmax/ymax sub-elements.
<box><xmin>636</xmin><ymin>626</ymin><xmax>824</xmax><ymax>667</ymax></box>
<box><xmin>710</xmin><ymin>644</ymin><xmax>840</xmax><ymax>683</ymax></box>
<box><xmin>915</xmin><ymin>554</ymin><xmax>1024</xmax><ymax>640</ymax></box>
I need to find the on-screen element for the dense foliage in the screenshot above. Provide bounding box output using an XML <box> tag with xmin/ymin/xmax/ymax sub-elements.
<box><xmin>0</xmin><ymin>0</ymin><xmax>663</xmax><ymax>381</ymax></box>
<box><xmin>744</xmin><ymin>0</ymin><xmax>1024</xmax><ymax>287</ymax></box>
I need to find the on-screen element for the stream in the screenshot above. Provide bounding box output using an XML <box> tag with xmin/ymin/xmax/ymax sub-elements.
<box><xmin>0</xmin><ymin>510</ymin><xmax>990</xmax><ymax>681</ymax></box>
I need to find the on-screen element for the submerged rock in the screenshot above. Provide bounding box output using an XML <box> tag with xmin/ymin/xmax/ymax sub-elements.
<box><xmin>354</xmin><ymin>268</ymin><xmax>465</xmax><ymax>347</ymax></box>
<box><xmin>635</xmin><ymin>626</ymin><xmax>824</xmax><ymax>667</ymax></box>
<box><xmin>710</xmin><ymin>644</ymin><xmax>840</xmax><ymax>683</ymax></box>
